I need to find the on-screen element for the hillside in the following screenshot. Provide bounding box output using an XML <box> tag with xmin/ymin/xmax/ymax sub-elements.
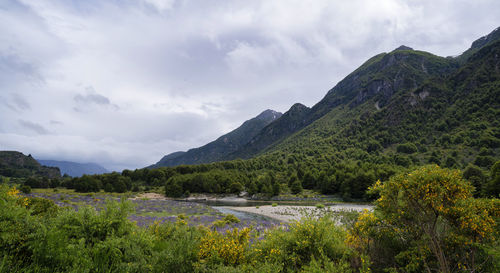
<box><xmin>0</xmin><ymin>151</ymin><xmax>61</xmax><ymax>179</ymax></box>
<box><xmin>228</xmin><ymin>46</ymin><xmax>459</xmax><ymax>160</ymax></box>
<box><xmin>37</xmin><ymin>160</ymin><xmax>109</xmax><ymax>177</ymax></box>
<box><xmin>152</xmin><ymin>109</ymin><xmax>282</xmax><ymax>167</ymax></box>
<box><xmin>227</xmin><ymin>103</ymin><xmax>311</xmax><ymax>159</ymax></box>
<box><xmin>251</xmin><ymin>32</ymin><xmax>500</xmax><ymax>197</ymax></box>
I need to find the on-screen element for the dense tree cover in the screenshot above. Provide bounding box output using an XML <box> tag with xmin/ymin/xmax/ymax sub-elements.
<box><xmin>1</xmin><ymin>166</ymin><xmax>498</xmax><ymax>272</ymax></box>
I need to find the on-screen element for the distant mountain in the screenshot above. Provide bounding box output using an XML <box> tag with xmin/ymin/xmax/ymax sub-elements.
<box><xmin>37</xmin><ymin>160</ymin><xmax>109</xmax><ymax>177</ymax></box>
<box><xmin>0</xmin><ymin>151</ymin><xmax>60</xmax><ymax>178</ymax></box>
<box><xmin>152</xmin><ymin>109</ymin><xmax>282</xmax><ymax>167</ymax></box>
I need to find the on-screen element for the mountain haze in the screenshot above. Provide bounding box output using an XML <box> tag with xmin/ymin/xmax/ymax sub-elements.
<box><xmin>37</xmin><ymin>160</ymin><xmax>109</xmax><ymax>177</ymax></box>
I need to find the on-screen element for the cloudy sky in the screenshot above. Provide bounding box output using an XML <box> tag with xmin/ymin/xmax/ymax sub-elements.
<box><xmin>1</xmin><ymin>0</ymin><xmax>499</xmax><ymax>171</ymax></box>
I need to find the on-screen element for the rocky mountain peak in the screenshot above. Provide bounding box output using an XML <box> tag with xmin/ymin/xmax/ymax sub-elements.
<box><xmin>256</xmin><ymin>109</ymin><xmax>282</xmax><ymax>122</ymax></box>
<box><xmin>394</xmin><ymin>45</ymin><xmax>413</xmax><ymax>51</ymax></box>
<box><xmin>289</xmin><ymin>103</ymin><xmax>309</xmax><ymax>112</ymax></box>
<box><xmin>470</xmin><ymin>27</ymin><xmax>500</xmax><ymax>50</ymax></box>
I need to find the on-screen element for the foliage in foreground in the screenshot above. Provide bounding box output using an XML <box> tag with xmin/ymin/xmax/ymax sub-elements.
<box><xmin>1</xmin><ymin>165</ymin><xmax>499</xmax><ymax>272</ymax></box>
<box><xmin>348</xmin><ymin>165</ymin><xmax>500</xmax><ymax>272</ymax></box>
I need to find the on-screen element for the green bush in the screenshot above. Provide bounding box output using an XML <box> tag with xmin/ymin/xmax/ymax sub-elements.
<box><xmin>19</xmin><ymin>185</ymin><xmax>31</xmax><ymax>194</ymax></box>
<box><xmin>254</xmin><ymin>216</ymin><xmax>352</xmax><ymax>272</ymax></box>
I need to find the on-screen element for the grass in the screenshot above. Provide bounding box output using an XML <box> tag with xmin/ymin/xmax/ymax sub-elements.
<box><xmin>32</xmin><ymin>188</ymin><xmax>135</xmax><ymax>198</ymax></box>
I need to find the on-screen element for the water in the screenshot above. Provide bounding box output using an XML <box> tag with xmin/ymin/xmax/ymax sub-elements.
<box><xmin>187</xmin><ymin>199</ymin><xmax>347</xmax><ymax>207</ymax></box>
<box><xmin>212</xmin><ymin>206</ymin><xmax>274</xmax><ymax>222</ymax></box>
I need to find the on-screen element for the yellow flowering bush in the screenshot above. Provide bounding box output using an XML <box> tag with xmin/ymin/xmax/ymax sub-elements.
<box><xmin>352</xmin><ymin>165</ymin><xmax>500</xmax><ymax>273</ymax></box>
<box><xmin>198</xmin><ymin>227</ymin><xmax>251</xmax><ymax>266</ymax></box>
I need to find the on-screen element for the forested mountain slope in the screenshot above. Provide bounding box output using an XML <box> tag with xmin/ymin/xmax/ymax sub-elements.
<box><xmin>0</xmin><ymin>151</ymin><xmax>60</xmax><ymax>179</ymax></box>
<box><xmin>228</xmin><ymin>46</ymin><xmax>459</xmax><ymax>160</ymax></box>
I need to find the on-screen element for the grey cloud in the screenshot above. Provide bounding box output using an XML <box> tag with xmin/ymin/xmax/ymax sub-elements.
<box><xmin>12</xmin><ymin>94</ymin><xmax>31</xmax><ymax>111</ymax></box>
<box><xmin>1</xmin><ymin>93</ymin><xmax>31</xmax><ymax>113</ymax></box>
<box><xmin>74</xmin><ymin>89</ymin><xmax>111</xmax><ymax>105</ymax></box>
<box><xmin>0</xmin><ymin>53</ymin><xmax>41</xmax><ymax>82</ymax></box>
<box><xmin>50</xmin><ymin>120</ymin><xmax>63</xmax><ymax>125</ymax></box>
<box><xmin>18</xmin><ymin>120</ymin><xmax>49</xmax><ymax>135</ymax></box>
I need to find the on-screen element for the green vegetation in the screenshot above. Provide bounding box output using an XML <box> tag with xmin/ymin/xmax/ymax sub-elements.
<box><xmin>0</xmin><ymin>151</ymin><xmax>60</xmax><ymax>179</ymax></box>
<box><xmin>1</xmin><ymin>166</ymin><xmax>498</xmax><ymax>272</ymax></box>
<box><xmin>348</xmin><ymin>165</ymin><xmax>500</xmax><ymax>272</ymax></box>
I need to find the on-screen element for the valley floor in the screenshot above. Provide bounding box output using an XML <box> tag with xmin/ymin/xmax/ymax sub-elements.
<box><xmin>222</xmin><ymin>203</ymin><xmax>373</xmax><ymax>223</ymax></box>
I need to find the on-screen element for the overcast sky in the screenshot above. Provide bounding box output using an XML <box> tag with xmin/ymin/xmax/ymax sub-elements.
<box><xmin>1</xmin><ymin>0</ymin><xmax>499</xmax><ymax>171</ymax></box>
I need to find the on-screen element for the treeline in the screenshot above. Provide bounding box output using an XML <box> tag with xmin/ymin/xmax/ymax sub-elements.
<box><xmin>2</xmin><ymin>155</ymin><xmax>498</xmax><ymax>202</ymax></box>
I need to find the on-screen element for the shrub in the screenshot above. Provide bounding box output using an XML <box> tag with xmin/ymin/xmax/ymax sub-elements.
<box><xmin>254</xmin><ymin>216</ymin><xmax>352</xmax><ymax>272</ymax></box>
<box><xmin>350</xmin><ymin>165</ymin><xmax>500</xmax><ymax>272</ymax></box>
<box><xmin>19</xmin><ymin>185</ymin><xmax>31</xmax><ymax>194</ymax></box>
<box><xmin>149</xmin><ymin>220</ymin><xmax>202</xmax><ymax>273</ymax></box>
<box><xmin>198</xmin><ymin>228</ymin><xmax>251</xmax><ymax>266</ymax></box>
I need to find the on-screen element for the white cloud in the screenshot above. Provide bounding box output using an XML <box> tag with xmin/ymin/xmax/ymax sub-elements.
<box><xmin>1</xmin><ymin>0</ymin><xmax>499</xmax><ymax>170</ymax></box>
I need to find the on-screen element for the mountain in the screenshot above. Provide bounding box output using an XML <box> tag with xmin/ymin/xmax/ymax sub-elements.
<box><xmin>0</xmin><ymin>151</ymin><xmax>60</xmax><ymax>178</ymax></box>
<box><xmin>226</xmin><ymin>45</ymin><xmax>458</xmax><ymax>160</ymax></box>
<box><xmin>259</xmin><ymin>27</ymin><xmax>500</xmax><ymax>173</ymax></box>
<box><xmin>152</xmin><ymin>27</ymin><xmax>499</xmax><ymax>172</ymax></box>
<box><xmin>457</xmin><ymin>27</ymin><xmax>500</xmax><ymax>63</ymax></box>
<box><xmin>37</xmin><ymin>160</ymin><xmax>109</xmax><ymax>177</ymax></box>
<box><xmin>228</xmin><ymin>103</ymin><xmax>311</xmax><ymax>159</ymax></box>
<box><xmin>152</xmin><ymin>109</ymin><xmax>282</xmax><ymax>167</ymax></box>
<box><xmin>128</xmin><ymin>27</ymin><xmax>499</xmax><ymax>200</ymax></box>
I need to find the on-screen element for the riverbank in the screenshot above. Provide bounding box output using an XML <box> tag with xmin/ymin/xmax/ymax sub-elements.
<box><xmin>220</xmin><ymin>203</ymin><xmax>373</xmax><ymax>223</ymax></box>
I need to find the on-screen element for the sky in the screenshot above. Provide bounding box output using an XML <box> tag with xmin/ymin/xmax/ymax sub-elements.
<box><xmin>1</xmin><ymin>0</ymin><xmax>499</xmax><ymax>171</ymax></box>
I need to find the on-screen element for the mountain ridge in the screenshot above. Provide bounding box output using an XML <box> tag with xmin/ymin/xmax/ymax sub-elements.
<box><xmin>37</xmin><ymin>160</ymin><xmax>109</xmax><ymax>177</ymax></box>
<box><xmin>0</xmin><ymin>151</ymin><xmax>61</xmax><ymax>179</ymax></box>
<box><xmin>152</xmin><ymin>109</ymin><xmax>282</xmax><ymax>167</ymax></box>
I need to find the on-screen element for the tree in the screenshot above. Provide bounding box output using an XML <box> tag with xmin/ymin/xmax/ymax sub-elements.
<box><xmin>229</xmin><ymin>182</ymin><xmax>243</xmax><ymax>194</ymax></box>
<box><xmin>113</xmin><ymin>178</ymin><xmax>127</xmax><ymax>193</ymax></box>
<box><xmin>483</xmin><ymin>160</ymin><xmax>500</xmax><ymax>197</ymax></box>
<box><xmin>463</xmin><ymin>164</ymin><xmax>486</xmax><ymax>196</ymax></box>
<box><xmin>165</xmin><ymin>178</ymin><xmax>183</xmax><ymax>198</ymax></box>
<box><xmin>247</xmin><ymin>181</ymin><xmax>258</xmax><ymax>196</ymax></box>
<box><xmin>290</xmin><ymin>179</ymin><xmax>303</xmax><ymax>195</ymax></box>
<box><xmin>349</xmin><ymin>165</ymin><xmax>500</xmax><ymax>273</ymax></box>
